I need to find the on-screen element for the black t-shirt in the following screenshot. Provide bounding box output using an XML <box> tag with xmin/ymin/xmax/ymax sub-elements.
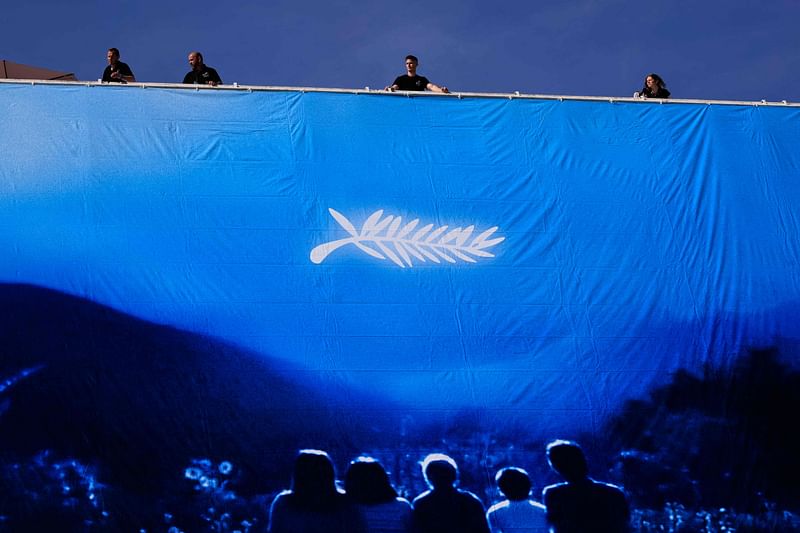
<box><xmin>183</xmin><ymin>65</ymin><xmax>222</xmax><ymax>85</ymax></box>
<box><xmin>102</xmin><ymin>61</ymin><xmax>134</xmax><ymax>83</ymax></box>
<box><xmin>392</xmin><ymin>74</ymin><xmax>430</xmax><ymax>91</ymax></box>
<box><xmin>640</xmin><ymin>86</ymin><xmax>670</xmax><ymax>98</ymax></box>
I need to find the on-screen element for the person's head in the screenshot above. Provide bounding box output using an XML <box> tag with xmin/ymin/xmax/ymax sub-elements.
<box><xmin>546</xmin><ymin>440</ymin><xmax>589</xmax><ymax>482</ymax></box>
<box><xmin>421</xmin><ymin>453</ymin><xmax>458</xmax><ymax>490</ymax></box>
<box><xmin>345</xmin><ymin>456</ymin><xmax>398</xmax><ymax>504</ymax></box>
<box><xmin>495</xmin><ymin>467</ymin><xmax>532</xmax><ymax>501</ymax></box>
<box><xmin>188</xmin><ymin>51</ymin><xmax>204</xmax><ymax>71</ymax></box>
<box><xmin>290</xmin><ymin>449</ymin><xmax>340</xmax><ymax>504</ymax></box>
<box><xmin>405</xmin><ymin>54</ymin><xmax>419</xmax><ymax>76</ymax></box>
<box><xmin>644</xmin><ymin>73</ymin><xmax>665</xmax><ymax>90</ymax></box>
<box><xmin>107</xmin><ymin>48</ymin><xmax>120</xmax><ymax>65</ymax></box>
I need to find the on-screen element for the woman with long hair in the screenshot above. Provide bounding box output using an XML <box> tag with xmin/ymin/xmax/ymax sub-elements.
<box><xmin>345</xmin><ymin>456</ymin><xmax>413</xmax><ymax>533</ymax></box>
<box><xmin>638</xmin><ymin>73</ymin><xmax>671</xmax><ymax>98</ymax></box>
<box><xmin>268</xmin><ymin>449</ymin><xmax>365</xmax><ymax>533</ymax></box>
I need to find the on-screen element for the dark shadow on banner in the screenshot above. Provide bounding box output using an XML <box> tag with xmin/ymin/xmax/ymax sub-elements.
<box><xmin>1</xmin><ymin>283</ymin><xmax>800</xmax><ymax>531</ymax></box>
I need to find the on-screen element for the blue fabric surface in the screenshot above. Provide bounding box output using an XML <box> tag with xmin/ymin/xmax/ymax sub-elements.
<box><xmin>2</xmin><ymin>84</ymin><xmax>799</xmax><ymax>434</ymax></box>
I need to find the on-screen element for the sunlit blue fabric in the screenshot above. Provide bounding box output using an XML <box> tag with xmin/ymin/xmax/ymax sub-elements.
<box><xmin>2</xmin><ymin>84</ymin><xmax>799</xmax><ymax>435</ymax></box>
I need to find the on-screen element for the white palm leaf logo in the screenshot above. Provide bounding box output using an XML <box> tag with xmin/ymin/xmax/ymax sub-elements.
<box><xmin>310</xmin><ymin>208</ymin><xmax>505</xmax><ymax>268</ymax></box>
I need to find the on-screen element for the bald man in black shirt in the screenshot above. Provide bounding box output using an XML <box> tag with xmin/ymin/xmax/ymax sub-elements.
<box><xmin>183</xmin><ymin>51</ymin><xmax>222</xmax><ymax>86</ymax></box>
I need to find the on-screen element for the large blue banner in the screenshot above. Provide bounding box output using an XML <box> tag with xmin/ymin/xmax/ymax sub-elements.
<box><xmin>1</xmin><ymin>82</ymin><xmax>799</xmax><ymax>530</ymax></box>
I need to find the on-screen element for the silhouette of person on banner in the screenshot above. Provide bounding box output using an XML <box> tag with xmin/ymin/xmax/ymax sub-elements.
<box><xmin>346</xmin><ymin>456</ymin><xmax>413</xmax><ymax>533</ymax></box>
<box><xmin>486</xmin><ymin>467</ymin><xmax>548</xmax><ymax>533</ymax></box>
<box><xmin>542</xmin><ymin>440</ymin><xmax>630</xmax><ymax>533</ymax></box>
<box><xmin>268</xmin><ymin>449</ymin><xmax>365</xmax><ymax>533</ymax></box>
<box><xmin>412</xmin><ymin>453</ymin><xmax>490</xmax><ymax>533</ymax></box>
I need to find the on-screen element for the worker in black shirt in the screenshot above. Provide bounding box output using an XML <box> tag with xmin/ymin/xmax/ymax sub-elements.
<box><xmin>102</xmin><ymin>48</ymin><xmax>135</xmax><ymax>83</ymax></box>
<box><xmin>183</xmin><ymin>51</ymin><xmax>222</xmax><ymax>86</ymax></box>
<box><xmin>385</xmin><ymin>55</ymin><xmax>449</xmax><ymax>93</ymax></box>
<box><xmin>637</xmin><ymin>73</ymin><xmax>670</xmax><ymax>99</ymax></box>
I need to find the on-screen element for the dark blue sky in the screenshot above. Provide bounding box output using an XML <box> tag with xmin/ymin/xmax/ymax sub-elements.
<box><xmin>2</xmin><ymin>0</ymin><xmax>798</xmax><ymax>101</ymax></box>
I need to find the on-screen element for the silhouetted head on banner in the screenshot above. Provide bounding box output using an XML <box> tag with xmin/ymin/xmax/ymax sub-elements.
<box><xmin>421</xmin><ymin>453</ymin><xmax>458</xmax><ymax>490</ymax></box>
<box><xmin>291</xmin><ymin>449</ymin><xmax>341</xmax><ymax>506</ymax></box>
<box><xmin>496</xmin><ymin>466</ymin><xmax>533</xmax><ymax>501</ymax></box>
<box><xmin>345</xmin><ymin>456</ymin><xmax>399</xmax><ymax>504</ymax></box>
<box><xmin>547</xmin><ymin>440</ymin><xmax>589</xmax><ymax>483</ymax></box>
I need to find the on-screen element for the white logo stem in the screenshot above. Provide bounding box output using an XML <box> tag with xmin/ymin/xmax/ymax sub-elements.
<box><xmin>310</xmin><ymin>208</ymin><xmax>505</xmax><ymax>268</ymax></box>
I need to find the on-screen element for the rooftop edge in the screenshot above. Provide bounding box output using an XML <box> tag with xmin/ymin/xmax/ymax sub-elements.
<box><xmin>1</xmin><ymin>78</ymin><xmax>797</xmax><ymax>107</ymax></box>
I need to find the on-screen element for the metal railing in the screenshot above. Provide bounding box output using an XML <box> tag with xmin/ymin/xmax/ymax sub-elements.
<box><xmin>1</xmin><ymin>78</ymin><xmax>797</xmax><ymax>107</ymax></box>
